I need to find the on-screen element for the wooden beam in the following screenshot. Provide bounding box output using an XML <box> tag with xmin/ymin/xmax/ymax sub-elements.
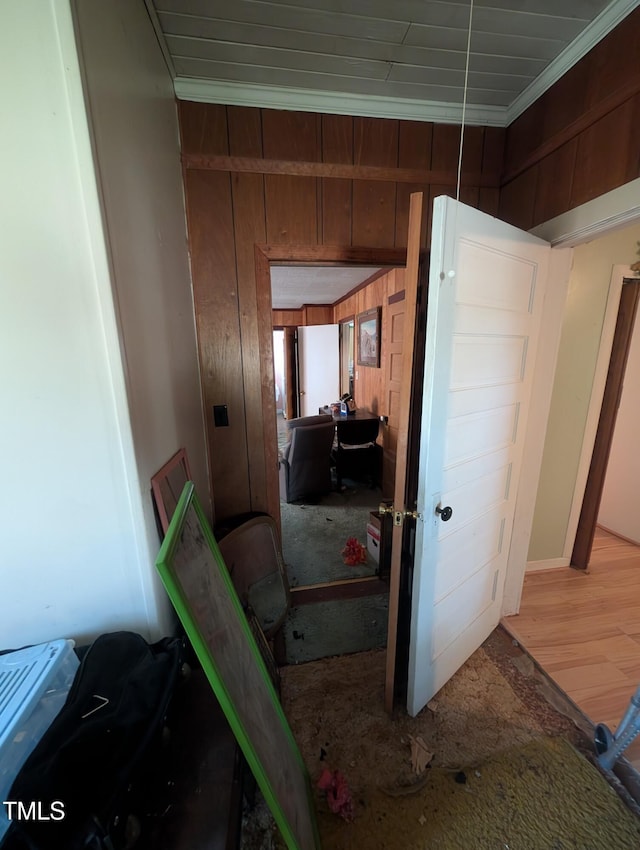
<box><xmin>183</xmin><ymin>153</ymin><xmax>500</xmax><ymax>189</ymax></box>
<box><xmin>259</xmin><ymin>244</ymin><xmax>406</xmax><ymax>265</ymax></box>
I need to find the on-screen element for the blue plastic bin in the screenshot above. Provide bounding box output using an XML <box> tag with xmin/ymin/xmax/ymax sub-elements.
<box><xmin>0</xmin><ymin>639</ymin><xmax>79</xmax><ymax>842</ymax></box>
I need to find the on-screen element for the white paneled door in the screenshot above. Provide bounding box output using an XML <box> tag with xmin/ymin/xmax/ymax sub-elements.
<box><xmin>297</xmin><ymin>324</ymin><xmax>339</xmax><ymax>417</ymax></box>
<box><xmin>407</xmin><ymin>197</ymin><xmax>551</xmax><ymax>717</ymax></box>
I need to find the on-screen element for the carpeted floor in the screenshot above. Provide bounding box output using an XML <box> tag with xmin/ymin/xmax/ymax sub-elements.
<box><xmin>279</xmin><ymin>481</ymin><xmax>389</xmax><ymax>665</ymax></box>
<box><xmin>280</xmin><ymin>484</ymin><xmax>382</xmax><ymax>587</ymax></box>
<box><xmin>282</xmin><ymin>594</ymin><xmax>389</xmax><ymax>664</ymax></box>
<box><xmin>241</xmin><ymin>632</ymin><xmax>640</xmax><ymax>849</ymax></box>
<box><xmin>311</xmin><ymin>734</ymin><xmax>640</xmax><ymax>849</ymax></box>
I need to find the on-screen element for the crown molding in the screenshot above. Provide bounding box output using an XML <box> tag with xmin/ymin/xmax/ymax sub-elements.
<box><xmin>173</xmin><ymin>78</ymin><xmax>508</xmax><ymax>127</ymax></box>
<box><xmin>531</xmin><ymin>178</ymin><xmax>640</xmax><ymax>246</ymax></box>
<box><xmin>506</xmin><ymin>0</ymin><xmax>640</xmax><ymax>124</ymax></box>
<box><xmin>143</xmin><ymin>0</ymin><xmax>176</xmax><ymax>79</ymax></box>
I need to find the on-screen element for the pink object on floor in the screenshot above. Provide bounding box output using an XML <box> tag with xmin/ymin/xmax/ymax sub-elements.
<box><xmin>317</xmin><ymin>767</ymin><xmax>354</xmax><ymax>821</ymax></box>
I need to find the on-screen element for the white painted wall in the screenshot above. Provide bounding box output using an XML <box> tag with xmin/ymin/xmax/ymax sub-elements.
<box><xmin>0</xmin><ymin>0</ymin><xmax>206</xmax><ymax>649</ymax></box>
<box><xmin>528</xmin><ymin>222</ymin><xmax>640</xmax><ymax>562</ymax></box>
<box><xmin>598</xmin><ymin>302</ymin><xmax>640</xmax><ymax>543</ymax></box>
<box><xmin>72</xmin><ymin>0</ymin><xmax>209</xmax><ymax>623</ymax></box>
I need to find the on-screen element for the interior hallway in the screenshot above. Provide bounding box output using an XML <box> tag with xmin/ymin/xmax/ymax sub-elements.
<box><xmin>503</xmin><ymin>527</ymin><xmax>640</xmax><ymax>771</ymax></box>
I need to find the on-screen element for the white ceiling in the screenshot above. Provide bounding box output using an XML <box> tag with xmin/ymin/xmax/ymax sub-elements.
<box><xmin>148</xmin><ymin>0</ymin><xmax>639</xmax><ymax>126</ymax></box>
<box><xmin>270</xmin><ymin>265</ymin><xmax>383</xmax><ymax>309</ymax></box>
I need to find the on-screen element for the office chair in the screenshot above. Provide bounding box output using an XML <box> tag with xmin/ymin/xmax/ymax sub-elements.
<box><xmin>333</xmin><ymin>417</ymin><xmax>380</xmax><ymax>490</ymax></box>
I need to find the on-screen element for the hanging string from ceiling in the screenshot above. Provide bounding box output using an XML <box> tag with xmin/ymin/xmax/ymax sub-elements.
<box><xmin>456</xmin><ymin>0</ymin><xmax>475</xmax><ymax>202</ymax></box>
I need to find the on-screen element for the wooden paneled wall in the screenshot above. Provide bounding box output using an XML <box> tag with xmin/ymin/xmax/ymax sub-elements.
<box><xmin>334</xmin><ymin>268</ymin><xmax>406</xmax><ymax>495</ymax></box>
<box><xmin>180</xmin><ymin>103</ymin><xmax>503</xmax><ymax>520</ymax></box>
<box><xmin>272</xmin><ymin>305</ymin><xmax>333</xmax><ymax>327</ymax></box>
<box><xmin>333</xmin><ymin>268</ymin><xmax>404</xmax><ymax>417</ymax></box>
<box><xmin>499</xmin><ymin>7</ymin><xmax>640</xmax><ymax>230</ymax></box>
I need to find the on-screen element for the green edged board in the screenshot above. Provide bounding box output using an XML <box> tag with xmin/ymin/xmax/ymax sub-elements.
<box><xmin>155</xmin><ymin>482</ymin><xmax>321</xmax><ymax>850</ymax></box>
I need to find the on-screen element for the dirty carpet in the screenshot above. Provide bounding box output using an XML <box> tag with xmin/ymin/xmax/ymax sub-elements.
<box><xmin>282</xmin><ymin>593</ymin><xmax>388</xmax><ymax>664</ymax></box>
<box><xmin>242</xmin><ymin>631</ymin><xmax>640</xmax><ymax>849</ymax></box>
<box><xmin>279</xmin><ymin>486</ymin><xmax>380</xmax><ymax>587</ymax></box>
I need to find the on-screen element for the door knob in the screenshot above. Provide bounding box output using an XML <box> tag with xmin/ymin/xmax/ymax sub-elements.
<box><xmin>435</xmin><ymin>504</ymin><xmax>453</xmax><ymax>522</ymax></box>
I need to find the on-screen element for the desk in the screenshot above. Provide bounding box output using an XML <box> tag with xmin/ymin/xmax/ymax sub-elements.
<box><xmin>319</xmin><ymin>405</ymin><xmax>379</xmax><ymax>424</ymax></box>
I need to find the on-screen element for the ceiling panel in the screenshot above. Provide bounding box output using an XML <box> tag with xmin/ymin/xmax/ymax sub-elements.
<box><xmin>158</xmin><ymin>1</ymin><xmax>410</xmax><ymax>42</ymax></box>
<box><xmin>151</xmin><ymin>0</ymin><xmax>639</xmax><ymax>125</ymax></box>
<box><xmin>167</xmin><ymin>36</ymin><xmax>392</xmax><ymax>80</ymax></box>
<box><xmin>159</xmin><ymin>14</ymin><xmax>550</xmax><ymax>77</ymax></box>
<box><xmin>403</xmin><ymin>23</ymin><xmax>567</xmax><ymax>58</ymax></box>
<box><xmin>387</xmin><ymin>64</ymin><xmax>528</xmax><ymax>92</ymax></box>
<box><xmin>271</xmin><ymin>266</ymin><xmax>383</xmax><ymax>310</ymax></box>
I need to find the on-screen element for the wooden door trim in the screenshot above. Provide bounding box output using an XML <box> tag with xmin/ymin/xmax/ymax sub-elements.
<box><xmin>571</xmin><ymin>278</ymin><xmax>640</xmax><ymax>568</ymax></box>
<box><xmin>384</xmin><ymin>194</ymin><xmax>423</xmax><ymax>713</ymax></box>
<box><xmin>256</xmin><ymin>244</ymin><xmax>408</xmax><ymax>529</ymax></box>
<box><xmin>291</xmin><ymin>576</ymin><xmax>388</xmax><ymax>606</ymax></box>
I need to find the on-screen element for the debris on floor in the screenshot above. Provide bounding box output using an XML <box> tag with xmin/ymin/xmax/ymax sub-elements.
<box><xmin>409</xmin><ymin>734</ymin><xmax>434</xmax><ymax>774</ymax></box>
<box><xmin>341</xmin><ymin>537</ymin><xmax>367</xmax><ymax>565</ymax></box>
<box><xmin>316</xmin><ymin>767</ymin><xmax>354</xmax><ymax>821</ymax></box>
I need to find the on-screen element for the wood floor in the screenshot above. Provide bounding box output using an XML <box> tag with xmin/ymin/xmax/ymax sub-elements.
<box><xmin>503</xmin><ymin>527</ymin><xmax>640</xmax><ymax>771</ymax></box>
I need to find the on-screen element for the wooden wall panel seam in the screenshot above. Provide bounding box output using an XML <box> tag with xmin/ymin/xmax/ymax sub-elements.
<box><xmin>230</xmin><ymin>171</ymin><xmax>272</xmax><ymax>515</ymax></box>
<box><xmin>350</xmin><ymin>177</ymin><xmax>353</xmax><ymax>246</ymax></box>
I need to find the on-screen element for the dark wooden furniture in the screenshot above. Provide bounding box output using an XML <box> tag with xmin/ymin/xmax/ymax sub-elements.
<box><xmin>333</xmin><ymin>416</ymin><xmax>381</xmax><ymax>490</ymax></box>
<box><xmin>319</xmin><ymin>405</ymin><xmax>379</xmax><ymax>424</ymax></box>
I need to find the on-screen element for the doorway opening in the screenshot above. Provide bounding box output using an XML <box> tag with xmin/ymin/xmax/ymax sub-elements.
<box><xmin>266</xmin><ymin>254</ymin><xmax>407</xmax><ymax>666</ymax></box>
<box><xmin>272</xmin><ymin>330</ymin><xmax>286</xmax><ymax>419</ymax></box>
<box><xmin>505</xmin><ymin>265</ymin><xmax>640</xmax><ymax>771</ymax></box>
<box><xmin>339</xmin><ymin>318</ymin><xmax>355</xmax><ymax>399</ymax></box>
<box><xmin>571</xmin><ymin>277</ymin><xmax>640</xmax><ymax>569</ymax></box>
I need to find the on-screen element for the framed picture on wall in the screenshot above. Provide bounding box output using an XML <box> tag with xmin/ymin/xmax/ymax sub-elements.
<box><xmin>357</xmin><ymin>307</ymin><xmax>381</xmax><ymax>368</ymax></box>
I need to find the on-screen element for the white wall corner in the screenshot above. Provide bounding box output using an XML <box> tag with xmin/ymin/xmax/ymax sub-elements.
<box><xmin>503</xmin><ymin>246</ymin><xmax>573</xmax><ymax>617</ymax></box>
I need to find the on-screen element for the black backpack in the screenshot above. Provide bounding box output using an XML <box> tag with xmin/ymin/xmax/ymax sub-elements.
<box><xmin>4</xmin><ymin>631</ymin><xmax>183</xmax><ymax>850</ymax></box>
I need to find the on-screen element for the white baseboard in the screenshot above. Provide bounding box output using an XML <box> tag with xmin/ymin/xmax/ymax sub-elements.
<box><xmin>526</xmin><ymin>557</ymin><xmax>571</xmax><ymax>573</ymax></box>
<box><xmin>597</xmin><ymin>524</ymin><xmax>640</xmax><ymax>547</ymax></box>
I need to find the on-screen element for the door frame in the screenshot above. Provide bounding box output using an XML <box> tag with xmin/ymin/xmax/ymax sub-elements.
<box><xmin>565</xmin><ymin>267</ymin><xmax>639</xmax><ymax>566</ymax></box>
<box><xmin>501</xmin><ymin>246</ymin><xmax>573</xmax><ymax>614</ymax></box>
<box><xmin>503</xmin><ymin>179</ymin><xmax>640</xmax><ymax>612</ymax></box>
<box><xmin>255</xmin><ymin>244</ymin><xmax>407</xmax><ymax>529</ymax></box>
<box><xmin>571</xmin><ymin>276</ymin><xmax>640</xmax><ymax>568</ymax></box>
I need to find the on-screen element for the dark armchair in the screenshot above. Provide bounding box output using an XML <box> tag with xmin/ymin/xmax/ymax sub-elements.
<box><xmin>333</xmin><ymin>417</ymin><xmax>380</xmax><ymax>490</ymax></box>
<box><xmin>278</xmin><ymin>414</ymin><xmax>336</xmax><ymax>503</ymax></box>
